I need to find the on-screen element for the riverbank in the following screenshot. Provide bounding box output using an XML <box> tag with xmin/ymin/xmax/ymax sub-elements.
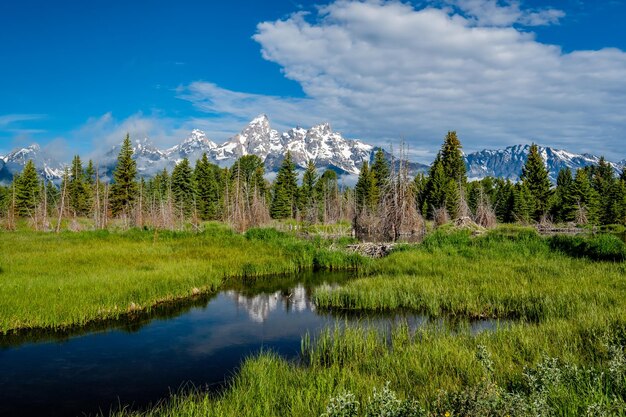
<box><xmin>0</xmin><ymin>224</ymin><xmax>363</xmax><ymax>334</ymax></box>
<box><xmin>110</xmin><ymin>227</ymin><xmax>626</xmax><ymax>416</ymax></box>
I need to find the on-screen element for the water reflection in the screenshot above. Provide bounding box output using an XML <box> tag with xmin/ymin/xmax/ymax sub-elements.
<box><xmin>226</xmin><ymin>285</ymin><xmax>315</xmax><ymax>322</ymax></box>
<box><xmin>0</xmin><ymin>271</ymin><xmax>509</xmax><ymax>417</ymax></box>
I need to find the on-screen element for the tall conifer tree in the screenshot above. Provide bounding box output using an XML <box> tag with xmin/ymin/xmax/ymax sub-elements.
<box><xmin>14</xmin><ymin>160</ymin><xmax>40</xmax><ymax>216</ymax></box>
<box><xmin>270</xmin><ymin>151</ymin><xmax>298</xmax><ymax>219</ymax></box>
<box><xmin>194</xmin><ymin>153</ymin><xmax>219</xmax><ymax>220</ymax></box>
<box><xmin>171</xmin><ymin>158</ymin><xmax>195</xmax><ymax>215</ymax></box>
<box><xmin>520</xmin><ymin>144</ymin><xmax>551</xmax><ymax>220</ymax></box>
<box><xmin>110</xmin><ymin>134</ymin><xmax>138</xmax><ymax>216</ymax></box>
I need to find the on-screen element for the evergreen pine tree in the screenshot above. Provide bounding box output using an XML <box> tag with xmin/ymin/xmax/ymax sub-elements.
<box><xmin>552</xmin><ymin>168</ymin><xmax>576</xmax><ymax>222</ymax></box>
<box><xmin>467</xmin><ymin>181</ymin><xmax>481</xmax><ymax>215</ymax></box>
<box><xmin>493</xmin><ymin>179</ymin><xmax>515</xmax><ymax>223</ymax></box>
<box><xmin>412</xmin><ymin>173</ymin><xmax>427</xmax><ymax>214</ymax></box>
<box><xmin>423</xmin><ymin>132</ymin><xmax>467</xmax><ymax>218</ymax></box>
<box><xmin>171</xmin><ymin>158</ymin><xmax>195</xmax><ymax>216</ymax></box>
<box><xmin>591</xmin><ymin>157</ymin><xmax>616</xmax><ymax>225</ymax></box>
<box><xmin>355</xmin><ymin>161</ymin><xmax>373</xmax><ymax>213</ymax></box>
<box><xmin>110</xmin><ymin>134</ymin><xmax>138</xmax><ymax>216</ymax></box>
<box><xmin>571</xmin><ymin>168</ymin><xmax>600</xmax><ymax>224</ymax></box>
<box><xmin>424</xmin><ymin>156</ymin><xmax>448</xmax><ymax>217</ymax></box>
<box><xmin>231</xmin><ymin>155</ymin><xmax>267</xmax><ymax>203</ymax></box>
<box><xmin>440</xmin><ymin>131</ymin><xmax>466</xmax><ymax>183</ymax></box>
<box><xmin>68</xmin><ymin>155</ymin><xmax>91</xmax><ymax>216</ymax></box>
<box><xmin>270</xmin><ymin>152</ymin><xmax>298</xmax><ymax>219</ymax></box>
<box><xmin>299</xmin><ymin>160</ymin><xmax>318</xmax><ymax>219</ymax></box>
<box><xmin>155</xmin><ymin>169</ymin><xmax>170</xmax><ymax>201</ymax></box>
<box><xmin>0</xmin><ymin>185</ymin><xmax>9</xmax><ymax>216</ymax></box>
<box><xmin>520</xmin><ymin>144</ymin><xmax>551</xmax><ymax>220</ymax></box>
<box><xmin>194</xmin><ymin>153</ymin><xmax>219</xmax><ymax>220</ymax></box>
<box><xmin>14</xmin><ymin>160</ymin><xmax>41</xmax><ymax>217</ymax></box>
<box><xmin>85</xmin><ymin>160</ymin><xmax>96</xmax><ymax>186</ymax></box>
<box><xmin>315</xmin><ymin>169</ymin><xmax>339</xmax><ymax>222</ymax></box>
<box><xmin>371</xmin><ymin>149</ymin><xmax>390</xmax><ymax>204</ymax></box>
<box><xmin>512</xmin><ymin>182</ymin><xmax>535</xmax><ymax>223</ymax></box>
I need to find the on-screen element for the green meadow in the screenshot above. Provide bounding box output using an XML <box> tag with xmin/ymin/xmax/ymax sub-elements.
<box><xmin>2</xmin><ymin>225</ymin><xmax>625</xmax><ymax>415</ymax></box>
<box><xmin>0</xmin><ymin>225</ymin><xmax>362</xmax><ymax>333</ymax></box>
<box><xmin>109</xmin><ymin>227</ymin><xmax>626</xmax><ymax>417</ymax></box>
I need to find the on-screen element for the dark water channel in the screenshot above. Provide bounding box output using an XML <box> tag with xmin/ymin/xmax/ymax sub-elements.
<box><xmin>0</xmin><ymin>272</ymin><xmax>505</xmax><ymax>417</ymax></box>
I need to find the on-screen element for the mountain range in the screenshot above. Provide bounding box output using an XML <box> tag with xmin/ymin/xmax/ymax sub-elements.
<box><xmin>1</xmin><ymin>115</ymin><xmax>624</xmax><ymax>185</ymax></box>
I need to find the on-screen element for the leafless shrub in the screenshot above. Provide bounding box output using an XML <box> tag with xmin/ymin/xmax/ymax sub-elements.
<box><xmin>434</xmin><ymin>205</ymin><xmax>450</xmax><ymax>227</ymax></box>
<box><xmin>456</xmin><ymin>185</ymin><xmax>472</xmax><ymax>220</ymax></box>
<box><xmin>354</xmin><ymin>144</ymin><xmax>425</xmax><ymax>242</ymax></box>
<box><xmin>474</xmin><ymin>191</ymin><xmax>497</xmax><ymax>229</ymax></box>
<box><xmin>575</xmin><ymin>202</ymin><xmax>588</xmax><ymax>226</ymax></box>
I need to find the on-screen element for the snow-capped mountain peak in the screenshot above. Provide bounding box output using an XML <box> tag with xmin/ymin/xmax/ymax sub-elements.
<box><xmin>0</xmin><ymin>143</ymin><xmax>64</xmax><ymax>183</ymax></box>
<box><xmin>465</xmin><ymin>144</ymin><xmax>623</xmax><ymax>183</ymax></box>
<box><xmin>213</xmin><ymin>114</ymin><xmax>282</xmax><ymax>162</ymax></box>
<box><xmin>2</xmin><ymin>117</ymin><xmax>624</xmax><ymax>186</ymax></box>
<box><xmin>4</xmin><ymin>144</ymin><xmax>41</xmax><ymax>163</ymax></box>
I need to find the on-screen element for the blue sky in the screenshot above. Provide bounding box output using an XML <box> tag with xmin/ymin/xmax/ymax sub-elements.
<box><xmin>1</xmin><ymin>0</ymin><xmax>625</xmax><ymax>162</ymax></box>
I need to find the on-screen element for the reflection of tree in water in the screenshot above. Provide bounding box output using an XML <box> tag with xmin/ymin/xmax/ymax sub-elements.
<box><xmin>1</xmin><ymin>291</ymin><xmax>218</xmax><ymax>348</ymax></box>
<box><xmin>226</xmin><ymin>285</ymin><xmax>315</xmax><ymax>323</ymax></box>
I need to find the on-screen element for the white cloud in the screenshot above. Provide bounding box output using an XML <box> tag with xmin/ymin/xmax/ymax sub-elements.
<box><xmin>220</xmin><ymin>0</ymin><xmax>626</xmax><ymax>161</ymax></box>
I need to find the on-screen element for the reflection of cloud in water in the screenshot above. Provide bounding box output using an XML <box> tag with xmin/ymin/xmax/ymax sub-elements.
<box><xmin>225</xmin><ymin>285</ymin><xmax>315</xmax><ymax>323</ymax></box>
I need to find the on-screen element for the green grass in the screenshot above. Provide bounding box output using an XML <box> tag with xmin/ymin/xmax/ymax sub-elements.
<box><xmin>110</xmin><ymin>227</ymin><xmax>626</xmax><ymax>417</ymax></box>
<box><xmin>3</xmin><ymin>224</ymin><xmax>625</xmax><ymax>415</ymax></box>
<box><xmin>111</xmin><ymin>319</ymin><xmax>626</xmax><ymax>417</ymax></box>
<box><xmin>0</xmin><ymin>224</ymin><xmax>363</xmax><ymax>333</ymax></box>
<box><xmin>314</xmin><ymin>228</ymin><xmax>626</xmax><ymax>322</ymax></box>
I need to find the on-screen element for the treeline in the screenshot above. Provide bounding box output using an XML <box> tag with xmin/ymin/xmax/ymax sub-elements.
<box><xmin>1</xmin><ymin>133</ymin><xmax>625</xmax><ymax>235</ymax></box>
<box><xmin>411</xmin><ymin>132</ymin><xmax>626</xmax><ymax>227</ymax></box>
<box><xmin>0</xmin><ymin>135</ymin><xmax>354</xmax><ymax>232</ymax></box>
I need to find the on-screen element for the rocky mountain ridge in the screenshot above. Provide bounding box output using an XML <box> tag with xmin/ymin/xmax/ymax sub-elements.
<box><xmin>1</xmin><ymin>116</ymin><xmax>623</xmax><ymax>184</ymax></box>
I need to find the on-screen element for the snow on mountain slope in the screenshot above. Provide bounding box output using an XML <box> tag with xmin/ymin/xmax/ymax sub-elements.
<box><xmin>0</xmin><ymin>144</ymin><xmax>64</xmax><ymax>183</ymax></box>
<box><xmin>212</xmin><ymin>115</ymin><xmax>282</xmax><ymax>163</ymax></box>
<box><xmin>465</xmin><ymin>144</ymin><xmax>622</xmax><ymax>182</ymax></box>
<box><xmin>1</xmin><ymin>115</ymin><xmax>623</xmax><ymax>185</ymax></box>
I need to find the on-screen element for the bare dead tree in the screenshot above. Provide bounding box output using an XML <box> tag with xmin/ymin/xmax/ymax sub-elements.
<box><xmin>433</xmin><ymin>204</ymin><xmax>451</xmax><ymax>227</ymax></box>
<box><xmin>575</xmin><ymin>201</ymin><xmax>588</xmax><ymax>225</ymax></box>
<box><xmin>56</xmin><ymin>169</ymin><xmax>69</xmax><ymax>233</ymax></box>
<box><xmin>455</xmin><ymin>184</ymin><xmax>472</xmax><ymax>220</ymax></box>
<box><xmin>474</xmin><ymin>189</ymin><xmax>497</xmax><ymax>229</ymax></box>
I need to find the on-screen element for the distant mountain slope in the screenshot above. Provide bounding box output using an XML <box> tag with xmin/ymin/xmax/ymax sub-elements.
<box><xmin>465</xmin><ymin>144</ymin><xmax>624</xmax><ymax>182</ymax></box>
<box><xmin>100</xmin><ymin>115</ymin><xmax>391</xmax><ymax>178</ymax></box>
<box><xmin>0</xmin><ymin>144</ymin><xmax>64</xmax><ymax>184</ymax></box>
<box><xmin>0</xmin><ymin>117</ymin><xmax>623</xmax><ymax>185</ymax></box>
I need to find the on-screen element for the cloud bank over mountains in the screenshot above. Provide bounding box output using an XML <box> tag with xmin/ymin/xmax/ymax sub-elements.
<box><xmin>2</xmin><ymin>0</ymin><xmax>625</xmax><ymax>163</ymax></box>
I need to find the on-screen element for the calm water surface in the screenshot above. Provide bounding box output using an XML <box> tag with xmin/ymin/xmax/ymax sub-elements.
<box><xmin>0</xmin><ymin>272</ymin><xmax>505</xmax><ymax>417</ymax></box>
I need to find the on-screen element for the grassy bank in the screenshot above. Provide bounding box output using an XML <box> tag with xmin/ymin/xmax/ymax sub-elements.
<box><xmin>111</xmin><ymin>318</ymin><xmax>626</xmax><ymax>417</ymax></box>
<box><xmin>111</xmin><ymin>227</ymin><xmax>626</xmax><ymax>416</ymax></box>
<box><xmin>0</xmin><ymin>224</ymin><xmax>363</xmax><ymax>334</ymax></box>
<box><xmin>314</xmin><ymin>228</ymin><xmax>626</xmax><ymax>322</ymax></box>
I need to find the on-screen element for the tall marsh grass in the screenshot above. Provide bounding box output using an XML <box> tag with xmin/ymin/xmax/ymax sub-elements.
<box><xmin>314</xmin><ymin>228</ymin><xmax>626</xmax><ymax>322</ymax></box>
<box><xmin>110</xmin><ymin>227</ymin><xmax>626</xmax><ymax>417</ymax></box>
<box><xmin>112</xmin><ymin>318</ymin><xmax>626</xmax><ymax>417</ymax></box>
<box><xmin>0</xmin><ymin>224</ymin><xmax>364</xmax><ymax>333</ymax></box>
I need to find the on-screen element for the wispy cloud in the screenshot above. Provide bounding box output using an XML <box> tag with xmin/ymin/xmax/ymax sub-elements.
<box><xmin>439</xmin><ymin>0</ymin><xmax>565</xmax><ymax>27</ymax></box>
<box><xmin>0</xmin><ymin>114</ymin><xmax>46</xmax><ymax>128</ymax></box>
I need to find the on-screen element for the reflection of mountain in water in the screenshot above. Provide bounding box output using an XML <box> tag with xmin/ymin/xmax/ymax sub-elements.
<box><xmin>226</xmin><ymin>285</ymin><xmax>315</xmax><ymax>323</ymax></box>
